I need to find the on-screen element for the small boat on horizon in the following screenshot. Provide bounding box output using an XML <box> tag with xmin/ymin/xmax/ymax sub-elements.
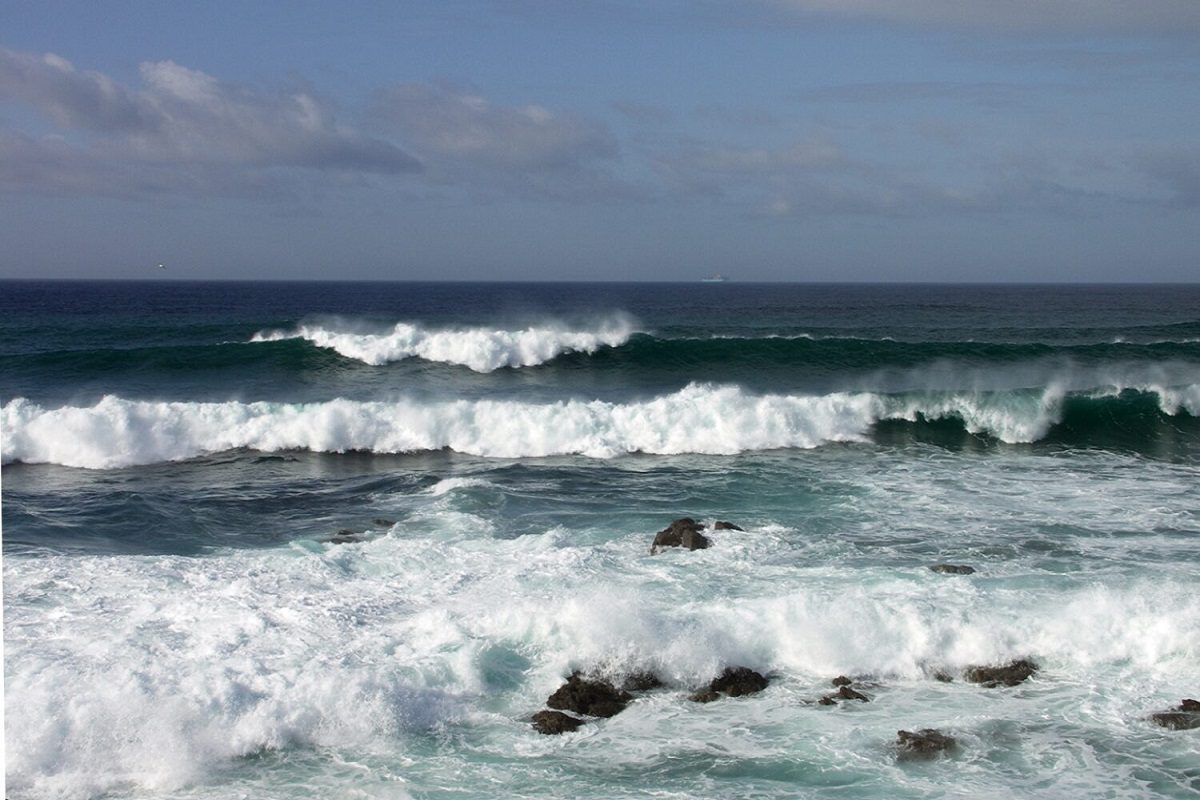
<box><xmin>701</xmin><ymin>273</ymin><xmax>729</xmax><ymax>282</ymax></box>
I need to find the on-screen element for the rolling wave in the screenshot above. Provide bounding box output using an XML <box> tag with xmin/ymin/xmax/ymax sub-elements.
<box><xmin>4</xmin><ymin>383</ymin><xmax>1197</xmax><ymax>469</ymax></box>
<box><xmin>250</xmin><ymin>316</ymin><xmax>636</xmax><ymax>371</ymax></box>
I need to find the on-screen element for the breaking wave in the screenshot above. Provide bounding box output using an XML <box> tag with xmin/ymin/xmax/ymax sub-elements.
<box><xmin>250</xmin><ymin>316</ymin><xmax>636</xmax><ymax>371</ymax></box>
<box><xmin>4</xmin><ymin>383</ymin><xmax>1197</xmax><ymax>469</ymax></box>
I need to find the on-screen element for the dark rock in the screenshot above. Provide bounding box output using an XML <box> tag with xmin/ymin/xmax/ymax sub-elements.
<box><xmin>930</xmin><ymin>564</ymin><xmax>976</xmax><ymax>575</ymax></box>
<box><xmin>622</xmin><ymin>671</ymin><xmax>665</xmax><ymax>692</ymax></box>
<box><xmin>896</xmin><ymin>729</ymin><xmax>957</xmax><ymax>760</ymax></box>
<box><xmin>933</xmin><ymin>670</ymin><xmax>955</xmax><ymax>683</ymax></box>
<box><xmin>710</xmin><ymin>666</ymin><xmax>769</xmax><ymax>697</ymax></box>
<box><xmin>531</xmin><ymin>710</ymin><xmax>584</xmax><ymax>734</ymax></box>
<box><xmin>817</xmin><ymin>695</ymin><xmax>837</xmax><ymax>706</ymax></box>
<box><xmin>831</xmin><ymin>675</ymin><xmax>853</xmax><ymax>687</ymax></box>
<box><xmin>546</xmin><ymin>673</ymin><xmax>632</xmax><ymax>718</ymax></box>
<box><xmin>1151</xmin><ymin>699</ymin><xmax>1200</xmax><ymax>730</ymax></box>
<box><xmin>834</xmin><ymin>685</ymin><xmax>869</xmax><ymax>702</ymax></box>
<box><xmin>326</xmin><ymin>529</ymin><xmax>367</xmax><ymax>544</ymax></box>
<box><xmin>688</xmin><ymin>689</ymin><xmax>721</xmax><ymax>703</ymax></box>
<box><xmin>964</xmin><ymin>658</ymin><xmax>1038</xmax><ymax>687</ymax></box>
<box><xmin>371</xmin><ymin>518</ymin><xmax>396</xmax><ymax>528</ymax></box>
<box><xmin>651</xmin><ymin>518</ymin><xmax>711</xmax><ymax>554</ymax></box>
<box><xmin>713</xmin><ymin>521</ymin><xmax>744</xmax><ymax>531</ymax></box>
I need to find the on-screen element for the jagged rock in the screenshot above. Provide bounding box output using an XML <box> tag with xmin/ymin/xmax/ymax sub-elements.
<box><xmin>933</xmin><ymin>670</ymin><xmax>955</xmax><ymax>683</ymax></box>
<box><xmin>547</xmin><ymin>673</ymin><xmax>632</xmax><ymax>718</ymax></box>
<box><xmin>713</xmin><ymin>521</ymin><xmax>744</xmax><ymax>531</ymax></box>
<box><xmin>622</xmin><ymin>671</ymin><xmax>665</xmax><ymax>692</ymax></box>
<box><xmin>930</xmin><ymin>564</ymin><xmax>976</xmax><ymax>575</ymax></box>
<box><xmin>531</xmin><ymin>710</ymin><xmax>584</xmax><ymax>734</ymax></box>
<box><xmin>831</xmin><ymin>675</ymin><xmax>853</xmax><ymax>687</ymax></box>
<box><xmin>964</xmin><ymin>658</ymin><xmax>1038</xmax><ymax>687</ymax></box>
<box><xmin>821</xmin><ymin>684</ymin><xmax>870</xmax><ymax>704</ymax></box>
<box><xmin>897</xmin><ymin>729</ymin><xmax>957</xmax><ymax>760</ymax></box>
<box><xmin>651</xmin><ymin>518</ymin><xmax>710</xmax><ymax>554</ymax></box>
<box><xmin>690</xmin><ymin>666</ymin><xmax>769</xmax><ymax>702</ymax></box>
<box><xmin>1151</xmin><ymin>699</ymin><xmax>1200</xmax><ymax>730</ymax></box>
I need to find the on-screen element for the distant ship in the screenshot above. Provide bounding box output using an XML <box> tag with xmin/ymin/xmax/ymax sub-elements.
<box><xmin>701</xmin><ymin>273</ymin><xmax>729</xmax><ymax>282</ymax></box>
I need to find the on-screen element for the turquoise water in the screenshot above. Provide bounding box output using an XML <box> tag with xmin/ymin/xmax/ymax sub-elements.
<box><xmin>3</xmin><ymin>282</ymin><xmax>1199</xmax><ymax>798</ymax></box>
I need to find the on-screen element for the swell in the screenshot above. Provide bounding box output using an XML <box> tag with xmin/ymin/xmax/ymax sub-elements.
<box><xmin>552</xmin><ymin>335</ymin><xmax>1200</xmax><ymax>373</ymax></box>
<box><xmin>4</xmin><ymin>384</ymin><xmax>1197</xmax><ymax>469</ymax></box>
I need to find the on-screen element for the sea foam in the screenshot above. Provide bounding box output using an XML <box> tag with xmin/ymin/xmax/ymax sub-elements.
<box><xmin>3</xmin><ymin>383</ymin><xmax>1197</xmax><ymax>469</ymax></box>
<box><xmin>250</xmin><ymin>316</ymin><xmax>636</xmax><ymax>370</ymax></box>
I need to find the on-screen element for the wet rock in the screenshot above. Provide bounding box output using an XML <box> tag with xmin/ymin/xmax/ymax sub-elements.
<box><xmin>690</xmin><ymin>666</ymin><xmax>769</xmax><ymax>702</ymax></box>
<box><xmin>1151</xmin><ymin>699</ymin><xmax>1200</xmax><ymax>730</ymax></box>
<box><xmin>622</xmin><ymin>671</ymin><xmax>665</xmax><ymax>692</ymax></box>
<box><xmin>531</xmin><ymin>710</ymin><xmax>584</xmax><ymax>734</ymax></box>
<box><xmin>897</xmin><ymin>729</ymin><xmax>957</xmax><ymax>760</ymax></box>
<box><xmin>651</xmin><ymin>518</ymin><xmax>710</xmax><ymax>554</ymax></box>
<box><xmin>929</xmin><ymin>564</ymin><xmax>976</xmax><ymax>575</ymax></box>
<box><xmin>713</xmin><ymin>521</ymin><xmax>744</xmax><ymax>531</ymax></box>
<box><xmin>933</xmin><ymin>670</ymin><xmax>955</xmax><ymax>683</ymax></box>
<box><xmin>821</xmin><ymin>684</ymin><xmax>870</xmax><ymax>704</ymax></box>
<box><xmin>964</xmin><ymin>658</ymin><xmax>1038</xmax><ymax>687</ymax></box>
<box><xmin>831</xmin><ymin>675</ymin><xmax>853</xmax><ymax>687</ymax></box>
<box><xmin>326</xmin><ymin>529</ymin><xmax>368</xmax><ymax>544</ymax></box>
<box><xmin>547</xmin><ymin>673</ymin><xmax>632</xmax><ymax>718</ymax></box>
<box><xmin>371</xmin><ymin>518</ymin><xmax>396</xmax><ymax>528</ymax></box>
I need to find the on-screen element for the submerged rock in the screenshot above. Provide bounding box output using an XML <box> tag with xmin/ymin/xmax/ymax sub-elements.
<box><xmin>964</xmin><ymin>659</ymin><xmax>1038</xmax><ymax>687</ymax></box>
<box><xmin>896</xmin><ymin>729</ymin><xmax>957</xmax><ymax>760</ymax></box>
<box><xmin>1151</xmin><ymin>699</ymin><xmax>1200</xmax><ymax>730</ymax></box>
<box><xmin>531</xmin><ymin>710</ymin><xmax>585</xmax><ymax>734</ymax></box>
<box><xmin>929</xmin><ymin>564</ymin><xmax>976</xmax><ymax>575</ymax></box>
<box><xmin>690</xmin><ymin>666</ymin><xmax>769</xmax><ymax>702</ymax></box>
<box><xmin>713</xmin><ymin>521</ymin><xmax>744</xmax><ymax>531</ymax></box>
<box><xmin>651</xmin><ymin>518</ymin><xmax>710</xmax><ymax>554</ymax></box>
<box><xmin>547</xmin><ymin>673</ymin><xmax>632</xmax><ymax>718</ymax></box>
<box><xmin>820</xmin><ymin>684</ymin><xmax>870</xmax><ymax>705</ymax></box>
<box><xmin>371</xmin><ymin>518</ymin><xmax>396</xmax><ymax>528</ymax></box>
<box><xmin>325</xmin><ymin>528</ymin><xmax>368</xmax><ymax>544</ymax></box>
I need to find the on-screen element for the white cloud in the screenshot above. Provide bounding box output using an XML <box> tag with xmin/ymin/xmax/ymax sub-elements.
<box><xmin>0</xmin><ymin>47</ymin><xmax>420</xmax><ymax>196</ymax></box>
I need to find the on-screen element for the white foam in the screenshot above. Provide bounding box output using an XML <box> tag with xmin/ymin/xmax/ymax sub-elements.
<box><xmin>251</xmin><ymin>316</ymin><xmax>636</xmax><ymax>371</ymax></box>
<box><xmin>4</xmin><ymin>382</ymin><xmax>1196</xmax><ymax>469</ymax></box>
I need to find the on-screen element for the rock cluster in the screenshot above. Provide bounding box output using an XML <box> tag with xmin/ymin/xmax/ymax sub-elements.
<box><xmin>896</xmin><ymin>728</ymin><xmax>957</xmax><ymax>760</ymax></box>
<box><xmin>649</xmin><ymin>517</ymin><xmax>745</xmax><ymax>554</ymax></box>
<box><xmin>689</xmin><ymin>666</ymin><xmax>770</xmax><ymax>703</ymax></box>
<box><xmin>1150</xmin><ymin>698</ymin><xmax>1200</xmax><ymax>730</ymax></box>
<box><xmin>817</xmin><ymin>676</ymin><xmax>870</xmax><ymax>705</ymax></box>
<box><xmin>964</xmin><ymin>658</ymin><xmax>1038</xmax><ymax>687</ymax></box>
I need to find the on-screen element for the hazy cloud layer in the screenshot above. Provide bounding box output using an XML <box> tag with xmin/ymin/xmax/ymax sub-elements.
<box><xmin>0</xmin><ymin>48</ymin><xmax>419</xmax><ymax>196</ymax></box>
<box><xmin>758</xmin><ymin>0</ymin><xmax>1200</xmax><ymax>33</ymax></box>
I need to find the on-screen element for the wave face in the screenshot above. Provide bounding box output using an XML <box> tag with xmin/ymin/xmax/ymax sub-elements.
<box><xmin>251</xmin><ymin>315</ymin><xmax>636</xmax><ymax>370</ymax></box>
<box><xmin>5</xmin><ymin>383</ymin><xmax>1197</xmax><ymax>468</ymax></box>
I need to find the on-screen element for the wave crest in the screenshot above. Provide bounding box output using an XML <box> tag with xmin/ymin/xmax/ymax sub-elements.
<box><xmin>3</xmin><ymin>383</ymin><xmax>1196</xmax><ymax>469</ymax></box>
<box><xmin>250</xmin><ymin>316</ymin><xmax>636</xmax><ymax>370</ymax></box>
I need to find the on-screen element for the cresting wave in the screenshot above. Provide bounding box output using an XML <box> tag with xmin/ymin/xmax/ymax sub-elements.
<box><xmin>4</xmin><ymin>383</ymin><xmax>1198</xmax><ymax>469</ymax></box>
<box><xmin>250</xmin><ymin>316</ymin><xmax>636</xmax><ymax>371</ymax></box>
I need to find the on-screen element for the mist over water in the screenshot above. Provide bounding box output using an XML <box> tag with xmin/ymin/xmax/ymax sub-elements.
<box><xmin>3</xmin><ymin>282</ymin><xmax>1199</xmax><ymax>799</ymax></box>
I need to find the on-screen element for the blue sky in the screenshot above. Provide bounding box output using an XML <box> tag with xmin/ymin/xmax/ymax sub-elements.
<box><xmin>1</xmin><ymin>0</ymin><xmax>1197</xmax><ymax>281</ymax></box>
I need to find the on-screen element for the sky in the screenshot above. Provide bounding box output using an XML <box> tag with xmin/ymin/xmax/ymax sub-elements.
<box><xmin>1</xmin><ymin>0</ymin><xmax>1198</xmax><ymax>282</ymax></box>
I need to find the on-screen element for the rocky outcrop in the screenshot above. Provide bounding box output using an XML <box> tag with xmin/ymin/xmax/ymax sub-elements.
<box><xmin>651</xmin><ymin>518</ymin><xmax>710</xmax><ymax>554</ymax></box>
<box><xmin>1151</xmin><ymin>699</ymin><xmax>1200</xmax><ymax>730</ymax></box>
<box><xmin>713</xmin><ymin>521</ymin><xmax>744</xmax><ymax>531</ymax></box>
<box><xmin>621</xmin><ymin>671</ymin><xmax>665</xmax><ymax>692</ymax></box>
<box><xmin>929</xmin><ymin>564</ymin><xmax>976</xmax><ymax>575</ymax></box>
<box><xmin>896</xmin><ymin>729</ymin><xmax>957</xmax><ymax>760</ymax></box>
<box><xmin>546</xmin><ymin>673</ymin><xmax>632</xmax><ymax>718</ymax></box>
<box><xmin>964</xmin><ymin>658</ymin><xmax>1038</xmax><ymax>687</ymax></box>
<box><xmin>689</xmin><ymin>666</ymin><xmax>769</xmax><ymax>702</ymax></box>
<box><xmin>531</xmin><ymin>710</ymin><xmax>585</xmax><ymax>734</ymax></box>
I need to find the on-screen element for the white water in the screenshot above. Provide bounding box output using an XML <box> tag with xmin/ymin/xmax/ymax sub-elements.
<box><xmin>250</xmin><ymin>316</ymin><xmax>636</xmax><ymax>370</ymax></box>
<box><xmin>4</xmin><ymin>383</ymin><xmax>1197</xmax><ymax>469</ymax></box>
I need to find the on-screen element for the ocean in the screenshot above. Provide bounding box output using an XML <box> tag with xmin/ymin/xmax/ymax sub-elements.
<box><xmin>3</xmin><ymin>280</ymin><xmax>1198</xmax><ymax>799</ymax></box>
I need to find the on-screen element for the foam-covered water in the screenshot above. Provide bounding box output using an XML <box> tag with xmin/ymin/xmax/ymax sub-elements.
<box><xmin>4</xmin><ymin>282</ymin><xmax>1199</xmax><ymax>799</ymax></box>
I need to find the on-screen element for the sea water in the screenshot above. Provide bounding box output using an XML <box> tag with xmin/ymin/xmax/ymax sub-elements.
<box><xmin>3</xmin><ymin>281</ymin><xmax>1198</xmax><ymax>799</ymax></box>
